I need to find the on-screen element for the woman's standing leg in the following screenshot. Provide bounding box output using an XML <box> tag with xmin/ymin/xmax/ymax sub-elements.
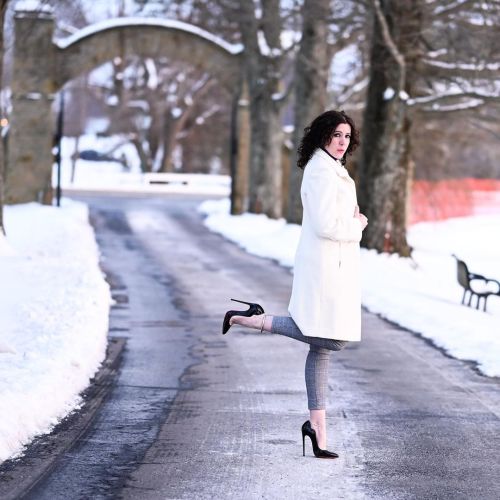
<box><xmin>306</xmin><ymin>346</ymin><xmax>331</xmax><ymax>449</ymax></box>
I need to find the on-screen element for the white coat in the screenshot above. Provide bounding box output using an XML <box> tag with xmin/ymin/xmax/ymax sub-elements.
<box><xmin>288</xmin><ymin>148</ymin><xmax>362</xmax><ymax>341</ymax></box>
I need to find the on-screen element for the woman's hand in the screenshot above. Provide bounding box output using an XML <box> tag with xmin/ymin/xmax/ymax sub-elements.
<box><xmin>354</xmin><ymin>205</ymin><xmax>368</xmax><ymax>230</ymax></box>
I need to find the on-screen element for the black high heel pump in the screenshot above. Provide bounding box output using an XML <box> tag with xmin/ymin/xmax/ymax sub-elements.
<box><xmin>301</xmin><ymin>421</ymin><xmax>339</xmax><ymax>459</ymax></box>
<box><xmin>222</xmin><ymin>299</ymin><xmax>264</xmax><ymax>335</ymax></box>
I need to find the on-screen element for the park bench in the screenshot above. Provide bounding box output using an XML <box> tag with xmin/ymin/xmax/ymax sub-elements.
<box><xmin>452</xmin><ymin>254</ymin><xmax>500</xmax><ymax>312</ymax></box>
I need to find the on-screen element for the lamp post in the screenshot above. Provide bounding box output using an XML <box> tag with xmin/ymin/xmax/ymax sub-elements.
<box><xmin>54</xmin><ymin>90</ymin><xmax>65</xmax><ymax>207</ymax></box>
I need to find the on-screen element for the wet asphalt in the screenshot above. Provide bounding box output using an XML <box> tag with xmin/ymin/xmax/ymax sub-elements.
<box><xmin>4</xmin><ymin>194</ymin><xmax>500</xmax><ymax>499</ymax></box>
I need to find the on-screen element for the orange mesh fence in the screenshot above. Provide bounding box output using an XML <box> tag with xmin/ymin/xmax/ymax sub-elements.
<box><xmin>410</xmin><ymin>178</ymin><xmax>500</xmax><ymax>225</ymax></box>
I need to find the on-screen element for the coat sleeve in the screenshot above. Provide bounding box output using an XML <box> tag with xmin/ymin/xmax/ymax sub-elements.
<box><xmin>303</xmin><ymin>165</ymin><xmax>362</xmax><ymax>242</ymax></box>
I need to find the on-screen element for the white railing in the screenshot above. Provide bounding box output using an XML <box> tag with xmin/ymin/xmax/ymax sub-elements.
<box><xmin>142</xmin><ymin>172</ymin><xmax>231</xmax><ymax>187</ymax></box>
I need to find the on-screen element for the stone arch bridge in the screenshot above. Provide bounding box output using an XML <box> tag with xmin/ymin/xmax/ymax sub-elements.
<box><xmin>7</xmin><ymin>6</ymin><xmax>249</xmax><ymax>211</ymax></box>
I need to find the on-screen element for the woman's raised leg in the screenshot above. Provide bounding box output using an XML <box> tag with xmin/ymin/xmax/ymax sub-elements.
<box><xmin>230</xmin><ymin>314</ymin><xmax>348</xmax><ymax>351</ymax></box>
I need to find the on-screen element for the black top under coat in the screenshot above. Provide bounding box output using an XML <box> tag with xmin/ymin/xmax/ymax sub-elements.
<box><xmin>320</xmin><ymin>147</ymin><xmax>343</xmax><ymax>164</ymax></box>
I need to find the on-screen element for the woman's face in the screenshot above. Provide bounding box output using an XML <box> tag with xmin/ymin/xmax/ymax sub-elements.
<box><xmin>325</xmin><ymin>123</ymin><xmax>351</xmax><ymax>159</ymax></box>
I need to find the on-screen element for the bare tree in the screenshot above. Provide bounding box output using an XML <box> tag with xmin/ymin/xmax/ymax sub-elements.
<box><xmin>286</xmin><ymin>0</ymin><xmax>330</xmax><ymax>224</ymax></box>
<box><xmin>357</xmin><ymin>0</ymin><xmax>421</xmax><ymax>256</ymax></box>
<box><xmin>287</xmin><ymin>0</ymin><xmax>366</xmax><ymax>223</ymax></box>
<box><xmin>357</xmin><ymin>0</ymin><xmax>500</xmax><ymax>256</ymax></box>
<box><xmin>104</xmin><ymin>57</ymin><xmax>222</xmax><ymax>173</ymax></box>
<box><xmin>234</xmin><ymin>0</ymin><xmax>290</xmax><ymax>218</ymax></box>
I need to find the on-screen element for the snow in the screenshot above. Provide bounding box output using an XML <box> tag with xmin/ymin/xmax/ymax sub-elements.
<box><xmin>15</xmin><ymin>0</ymin><xmax>53</xmax><ymax>14</ymax></box>
<box><xmin>85</xmin><ymin>117</ymin><xmax>109</xmax><ymax>135</ymax></box>
<box><xmin>433</xmin><ymin>0</ymin><xmax>477</xmax><ymax>16</ymax></box>
<box><xmin>254</xmin><ymin>4</ymin><xmax>263</xmax><ymax>20</ymax></box>
<box><xmin>281</xmin><ymin>29</ymin><xmax>301</xmax><ymax>51</ymax></box>
<box><xmin>106</xmin><ymin>95</ymin><xmax>119</xmax><ymax>106</ymax></box>
<box><xmin>329</xmin><ymin>44</ymin><xmax>362</xmax><ymax>94</ymax></box>
<box><xmin>56</xmin><ymin>17</ymin><xmax>244</xmax><ymax>55</ymax></box>
<box><xmin>423</xmin><ymin>59</ymin><xmax>500</xmax><ymax>72</ymax></box>
<box><xmin>25</xmin><ymin>92</ymin><xmax>42</xmax><ymax>100</ymax></box>
<box><xmin>87</xmin><ymin>62</ymin><xmax>114</xmax><ymax>88</ymax></box>
<box><xmin>0</xmin><ymin>200</ymin><xmax>111</xmax><ymax>463</ymax></box>
<box><xmin>406</xmin><ymin>79</ymin><xmax>500</xmax><ymax>109</ymax></box>
<box><xmin>427</xmin><ymin>48</ymin><xmax>447</xmax><ymax>58</ymax></box>
<box><xmin>198</xmin><ymin>199</ymin><xmax>500</xmax><ymax>378</ymax></box>
<box><xmin>171</xmin><ymin>107</ymin><xmax>182</xmax><ymax>118</ymax></box>
<box><xmin>257</xmin><ymin>30</ymin><xmax>283</xmax><ymax>58</ymax></box>
<box><xmin>0</xmin><ymin>233</ymin><xmax>15</xmax><ymax>257</ymax></box>
<box><xmin>409</xmin><ymin>90</ymin><xmax>490</xmax><ymax>105</ymax></box>
<box><xmin>383</xmin><ymin>87</ymin><xmax>395</xmax><ymax>100</ymax></box>
<box><xmin>144</xmin><ymin>58</ymin><xmax>158</xmax><ymax>90</ymax></box>
<box><xmin>430</xmin><ymin>99</ymin><xmax>484</xmax><ymax>112</ymax></box>
<box><xmin>127</xmin><ymin>99</ymin><xmax>149</xmax><ymax>113</ymax></box>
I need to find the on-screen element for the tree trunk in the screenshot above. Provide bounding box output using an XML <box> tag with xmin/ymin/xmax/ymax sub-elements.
<box><xmin>358</xmin><ymin>0</ymin><xmax>422</xmax><ymax>256</ymax></box>
<box><xmin>230</xmin><ymin>80</ymin><xmax>250</xmax><ymax>215</ymax></box>
<box><xmin>0</xmin><ymin>0</ymin><xmax>7</xmax><ymax>235</ymax></box>
<box><xmin>131</xmin><ymin>137</ymin><xmax>152</xmax><ymax>173</ymax></box>
<box><xmin>158</xmin><ymin>115</ymin><xmax>180</xmax><ymax>173</ymax></box>
<box><xmin>239</xmin><ymin>0</ymin><xmax>284</xmax><ymax>219</ymax></box>
<box><xmin>70</xmin><ymin>135</ymin><xmax>80</xmax><ymax>183</ymax></box>
<box><xmin>287</xmin><ymin>0</ymin><xmax>330</xmax><ymax>224</ymax></box>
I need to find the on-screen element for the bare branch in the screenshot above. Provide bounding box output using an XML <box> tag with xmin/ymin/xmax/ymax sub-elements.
<box><xmin>469</xmin><ymin>118</ymin><xmax>500</xmax><ymax>141</ymax></box>
<box><xmin>419</xmin><ymin>98</ymin><xmax>485</xmax><ymax>114</ymax></box>
<box><xmin>421</xmin><ymin>58</ymin><xmax>500</xmax><ymax>79</ymax></box>
<box><xmin>429</xmin><ymin>0</ymin><xmax>478</xmax><ymax>18</ymax></box>
<box><xmin>409</xmin><ymin>90</ymin><xmax>500</xmax><ymax>107</ymax></box>
<box><xmin>370</xmin><ymin>0</ymin><xmax>406</xmax><ymax>88</ymax></box>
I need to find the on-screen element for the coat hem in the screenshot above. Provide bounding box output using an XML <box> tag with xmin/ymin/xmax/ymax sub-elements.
<box><xmin>288</xmin><ymin>310</ymin><xmax>361</xmax><ymax>342</ymax></box>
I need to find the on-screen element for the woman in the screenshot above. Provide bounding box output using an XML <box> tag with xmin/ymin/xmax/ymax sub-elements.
<box><xmin>222</xmin><ymin>110</ymin><xmax>368</xmax><ymax>459</ymax></box>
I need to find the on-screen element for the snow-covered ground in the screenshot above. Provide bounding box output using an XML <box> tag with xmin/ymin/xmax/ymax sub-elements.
<box><xmin>199</xmin><ymin>199</ymin><xmax>500</xmax><ymax>378</ymax></box>
<box><xmin>0</xmin><ymin>200</ymin><xmax>111</xmax><ymax>463</ymax></box>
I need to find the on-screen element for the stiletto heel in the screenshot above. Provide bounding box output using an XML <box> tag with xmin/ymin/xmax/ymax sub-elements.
<box><xmin>230</xmin><ymin>298</ymin><xmax>260</xmax><ymax>306</ymax></box>
<box><xmin>301</xmin><ymin>421</ymin><xmax>339</xmax><ymax>459</ymax></box>
<box><xmin>222</xmin><ymin>298</ymin><xmax>265</xmax><ymax>335</ymax></box>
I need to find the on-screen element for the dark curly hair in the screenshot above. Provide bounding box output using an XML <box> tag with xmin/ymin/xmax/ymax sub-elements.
<box><xmin>297</xmin><ymin>110</ymin><xmax>360</xmax><ymax>169</ymax></box>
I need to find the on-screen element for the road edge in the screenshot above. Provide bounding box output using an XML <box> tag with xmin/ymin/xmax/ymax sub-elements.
<box><xmin>0</xmin><ymin>336</ymin><xmax>126</xmax><ymax>500</ymax></box>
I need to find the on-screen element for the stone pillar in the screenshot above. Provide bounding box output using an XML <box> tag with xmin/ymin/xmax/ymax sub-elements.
<box><xmin>6</xmin><ymin>6</ymin><xmax>56</xmax><ymax>204</ymax></box>
<box><xmin>230</xmin><ymin>80</ymin><xmax>250</xmax><ymax>215</ymax></box>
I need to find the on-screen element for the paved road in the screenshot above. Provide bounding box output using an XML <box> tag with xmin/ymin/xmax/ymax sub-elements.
<box><xmin>19</xmin><ymin>195</ymin><xmax>500</xmax><ymax>499</ymax></box>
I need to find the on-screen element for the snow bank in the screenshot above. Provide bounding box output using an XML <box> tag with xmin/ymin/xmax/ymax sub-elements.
<box><xmin>0</xmin><ymin>200</ymin><xmax>111</xmax><ymax>463</ymax></box>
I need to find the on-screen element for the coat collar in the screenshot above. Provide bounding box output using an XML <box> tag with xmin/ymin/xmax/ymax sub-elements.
<box><xmin>316</xmin><ymin>148</ymin><xmax>350</xmax><ymax>179</ymax></box>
